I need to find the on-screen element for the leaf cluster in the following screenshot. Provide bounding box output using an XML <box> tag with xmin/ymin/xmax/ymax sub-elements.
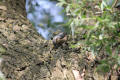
<box><xmin>57</xmin><ymin>0</ymin><xmax>120</xmax><ymax>73</ymax></box>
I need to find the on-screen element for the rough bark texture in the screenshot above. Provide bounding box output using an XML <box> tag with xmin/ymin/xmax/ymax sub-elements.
<box><xmin>0</xmin><ymin>0</ymin><xmax>119</xmax><ymax>80</ymax></box>
<box><xmin>0</xmin><ymin>0</ymin><xmax>76</xmax><ymax>80</ymax></box>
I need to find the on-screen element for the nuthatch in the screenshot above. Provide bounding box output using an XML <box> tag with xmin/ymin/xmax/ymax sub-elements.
<box><xmin>52</xmin><ymin>32</ymin><xmax>67</xmax><ymax>48</ymax></box>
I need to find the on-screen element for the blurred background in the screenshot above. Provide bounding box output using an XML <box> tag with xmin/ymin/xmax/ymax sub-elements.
<box><xmin>26</xmin><ymin>0</ymin><xmax>68</xmax><ymax>40</ymax></box>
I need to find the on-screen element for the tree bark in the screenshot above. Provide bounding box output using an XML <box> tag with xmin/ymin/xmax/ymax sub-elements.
<box><xmin>0</xmin><ymin>0</ymin><xmax>111</xmax><ymax>80</ymax></box>
<box><xmin>0</xmin><ymin>0</ymin><xmax>77</xmax><ymax>80</ymax></box>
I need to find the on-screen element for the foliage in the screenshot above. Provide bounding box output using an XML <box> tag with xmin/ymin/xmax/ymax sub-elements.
<box><xmin>57</xmin><ymin>0</ymin><xmax>120</xmax><ymax>73</ymax></box>
<box><xmin>0</xmin><ymin>76</ymin><xmax>5</xmax><ymax>80</ymax></box>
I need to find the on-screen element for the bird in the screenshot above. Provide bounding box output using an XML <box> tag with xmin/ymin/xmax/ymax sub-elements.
<box><xmin>52</xmin><ymin>32</ymin><xmax>67</xmax><ymax>48</ymax></box>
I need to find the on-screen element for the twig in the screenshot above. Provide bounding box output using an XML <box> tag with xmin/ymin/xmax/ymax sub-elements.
<box><xmin>112</xmin><ymin>0</ymin><xmax>118</xmax><ymax>8</ymax></box>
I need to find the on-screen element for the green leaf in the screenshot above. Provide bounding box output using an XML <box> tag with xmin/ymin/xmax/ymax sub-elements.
<box><xmin>106</xmin><ymin>45</ymin><xmax>112</xmax><ymax>55</ymax></box>
<box><xmin>56</xmin><ymin>0</ymin><xmax>67</xmax><ymax>6</ymax></box>
<box><xmin>80</xmin><ymin>25</ymin><xmax>95</xmax><ymax>30</ymax></box>
<box><xmin>96</xmin><ymin>63</ymin><xmax>110</xmax><ymax>73</ymax></box>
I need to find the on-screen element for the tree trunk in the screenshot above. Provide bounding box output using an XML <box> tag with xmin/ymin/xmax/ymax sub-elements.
<box><xmin>0</xmin><ymin>0</ymin><xmax>77</xmax><ymax>80</ymax></box>
<box><xmin>0</xmin><ymin>0</ymin><xmax>112</xmax><ymax>80</ymax></box>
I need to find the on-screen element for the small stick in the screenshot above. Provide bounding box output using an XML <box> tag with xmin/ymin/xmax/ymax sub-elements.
<box><xmin>112</xmin><ymin>0</ymin><xmax>118</xmax><ymax>8</ymax></box>
<box><xmin>72</xmin><ymin>69</ymin><xmax>84</xmax><ymax>80</ymax></box>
